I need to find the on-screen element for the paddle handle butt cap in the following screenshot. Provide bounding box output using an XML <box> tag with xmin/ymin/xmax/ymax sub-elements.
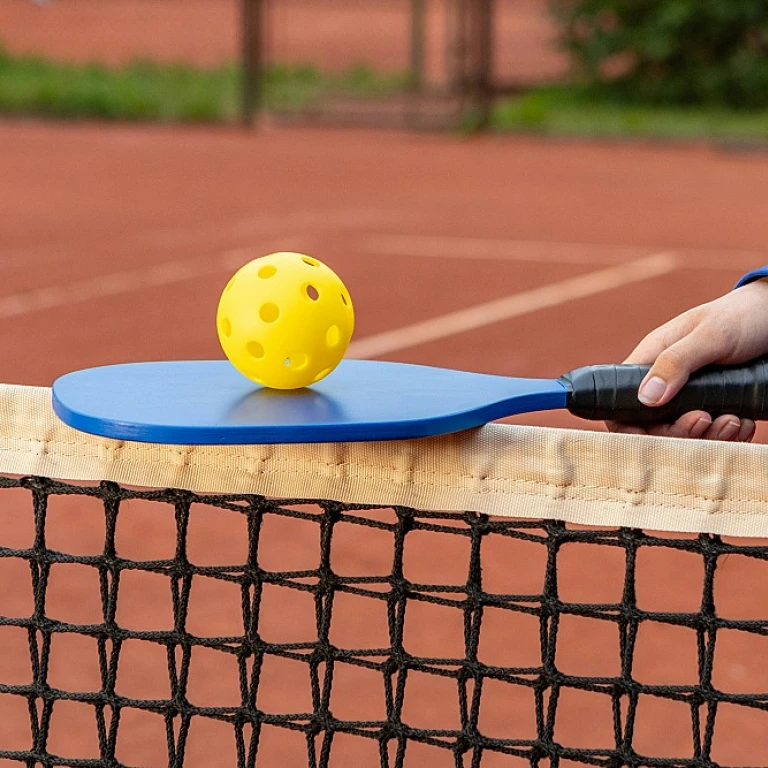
<box><xmin>562</xmin><ymin>358</ymin><xmax>768</xmax><ymax>423</ymax></box>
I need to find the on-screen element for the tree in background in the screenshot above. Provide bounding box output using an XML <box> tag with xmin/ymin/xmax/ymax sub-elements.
<box><xmin>550</xmin><ymin>0</ymin><xmax>768</xmax><ymax>107</ymax></box>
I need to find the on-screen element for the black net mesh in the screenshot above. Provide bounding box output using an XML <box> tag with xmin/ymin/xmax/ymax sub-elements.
<box><xmin>0</xmin><ymin>475</ymin><xmax>767</xmax><ymax>767</ymax></box>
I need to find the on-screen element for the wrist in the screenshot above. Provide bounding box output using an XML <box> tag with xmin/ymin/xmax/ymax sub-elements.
<box><xmin>735</xmin><ymin>268</ymin><xmax>768</xmax><ymax>290</ymax></box>
<box><xmin>739</xmin><ymin>277</ymin><xmax>768</xmax><ymax>296</ymax></box>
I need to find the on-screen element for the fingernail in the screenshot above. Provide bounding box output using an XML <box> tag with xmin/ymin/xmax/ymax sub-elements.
<box><xmin>717</xmin><ymin>420</ymin><xmax>740</xmax><ymax>441</ymax></box>
<box><xmin>691</xmin><ymin>417</ymin><xmax>712</xmax><ymax>439</ymax></box>
<box><xmin>638</xmin><ymin>376</ymin><xmax>668</xmax><ymax>405</ymax></box>
<box><xmin>739</xmin><ymin>420</ymin><xmax>756</xmax><ymax>442</ymax></box>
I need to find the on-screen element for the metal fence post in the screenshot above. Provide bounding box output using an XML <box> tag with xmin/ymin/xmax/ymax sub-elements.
<box><xmin>410</xmin><ymin>0</ymin><xmax>426</xmax><ymax>91</ymax></box>
<box><xmin>241</xmin><ymin>0</ymin><xmax>265</xmax><ymax>126</ymax></box>
<box><xmin>476</xmin><ymin>0</ymin><xmax>494</xmax><ymax>127</ymax></box>
<box><xmin>457</xmin><ymin>0</ymin><xmax>493</xmax><ymax>128</ymax></box>
<box><xmin>452</xmin><ymin>0</ymin><xmax>468</xmax><ymax>95</ymax></box>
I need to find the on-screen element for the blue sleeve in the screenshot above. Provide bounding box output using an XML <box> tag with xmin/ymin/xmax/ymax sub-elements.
<box><xmin>735</xmin><ymin>266</ymin><xmax>768</xmax><ymax>288</ymax></box>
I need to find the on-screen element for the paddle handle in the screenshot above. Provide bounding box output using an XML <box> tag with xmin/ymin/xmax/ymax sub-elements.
<box><xmin>561</xmin><ymin>357</ymin><xmax>768</xmax><ymax>423</ymax></box>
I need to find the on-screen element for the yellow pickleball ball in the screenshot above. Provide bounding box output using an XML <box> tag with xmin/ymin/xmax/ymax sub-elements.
<box><xmin>217</xmin><ymin>252</ymin><xmax>355</xmax><ymax>389</ymax></box>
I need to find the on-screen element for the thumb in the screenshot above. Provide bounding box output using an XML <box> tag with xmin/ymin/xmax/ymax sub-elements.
<box><xmin>637</xmin><ymin>328</ymin><xmax>727</xmax><ymax>407</ymax></box>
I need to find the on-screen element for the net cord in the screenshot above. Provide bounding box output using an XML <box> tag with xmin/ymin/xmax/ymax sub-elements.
<box><xmin>0</xmin><ymin>385</ymin><xmax>767</xmax><ymax>537</ymax></box>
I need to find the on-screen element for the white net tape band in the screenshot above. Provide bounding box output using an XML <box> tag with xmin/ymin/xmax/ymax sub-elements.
<box><xmin>1</xmin><ymin>384</ymin><xmax>768</xmax><ymax>537</ymax></box>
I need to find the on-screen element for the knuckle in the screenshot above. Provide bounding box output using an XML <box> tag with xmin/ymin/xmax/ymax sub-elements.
<box><xmin>655</xmin><ymin>346</ymin><xmax>687</xmax><ymax>373</ymax></box>
<box><xmin>695</xmin><ymin>320</ymin><xmax>739</xmax><ymax>356</ymax></box>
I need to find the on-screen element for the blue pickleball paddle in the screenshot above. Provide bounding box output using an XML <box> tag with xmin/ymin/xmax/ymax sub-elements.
<box><xmin>52</xmin><ymin>358</ymin><xmax>768</xmax><ymax>444</ymax></box>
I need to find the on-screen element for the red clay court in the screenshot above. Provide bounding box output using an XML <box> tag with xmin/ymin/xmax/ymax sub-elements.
<box><xmin>2</xmin><ymin>121</ymin><xmax>767</xmax><ymax>432</ymax></box>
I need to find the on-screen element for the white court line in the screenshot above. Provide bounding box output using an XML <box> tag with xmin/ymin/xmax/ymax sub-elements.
<box><xmin>366</xmin><ymin>234</ymin><xmax>647</xmax><ymax>265</ymax></box>
<box><xmin>365</xmin><ymin>233</ymin><xmax>768</xmax><ymax>271</ymax></box>
<box><xmin>0</xmin><ymin>239</ymin><xmax>307</xmax><ymax>319</ymax></box>
<box><xmin>347</xmin><ymin>252</ymin><xmax>678</xmax><ymax>360</ymax></box>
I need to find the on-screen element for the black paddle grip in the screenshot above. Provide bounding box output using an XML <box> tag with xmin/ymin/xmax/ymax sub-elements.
<box><xmin>560</xmin><ymin>357</ymin><xmax>768</xmax><ymax>423</ymax></box>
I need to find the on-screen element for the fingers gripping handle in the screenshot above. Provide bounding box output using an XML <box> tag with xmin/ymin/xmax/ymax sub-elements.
<box><xmin>561</xmin><ymin>357</ymin><xmax>768</xmax><ymax>423</ymax></box>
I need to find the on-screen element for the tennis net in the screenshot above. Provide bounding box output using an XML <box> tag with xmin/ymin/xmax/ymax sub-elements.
<box><xmin>0</xmin><ymin>384</ymin><xmax>767</xmax><ymax>767</ymax></box>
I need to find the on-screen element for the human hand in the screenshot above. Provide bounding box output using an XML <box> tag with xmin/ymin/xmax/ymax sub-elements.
<box><xmin>607</xmin><ymin>279</ymin><xmax>768</xmax><ymax>441</ymax></box>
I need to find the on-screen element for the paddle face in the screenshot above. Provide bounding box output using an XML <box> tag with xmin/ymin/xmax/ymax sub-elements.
<box><xmin>52</xmin><ymin>360</ymin><xmax>569</xmax><ymax>444</ymax></box>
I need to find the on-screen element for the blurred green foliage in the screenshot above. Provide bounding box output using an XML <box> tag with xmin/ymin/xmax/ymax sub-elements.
<box><xmin>492</xmin><ymin>85</ymin><xmax>768</xmax><ymax>141</ymax></box>
<box><xmin>0</xmin><ymin>47</ymin><xmax>409</xmax><ymax>122</ymax></box>
<box><xmin>3</xmin><ymin>40</ymin><xmax>768</xmax><ymax>142</ymax></box>
<box><xmin>0</xmin><ymin>50</ymin><xmax>239</xmax><ymax>121</ymax></box>
<box><xmin>550</xmin><ymin>0</ymin><xmax>768</xmax><ymax>107</ymax></box>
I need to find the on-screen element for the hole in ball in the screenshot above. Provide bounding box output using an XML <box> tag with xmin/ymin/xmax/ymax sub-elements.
<box><xmin>313</xmin><ymin>368</ymin><xmax>333</xmax><ymax>383</ymax></box>
<box><xmin>302</xmin><ymin>257</ymin><xmax>320</xmax><ymax>267</ymax></box>
<box><xmin>285</xmin><ymin>354</ymin><xmax>309</xmax><ymax>371</ymax></box>
<box><xmin>259</xmin><ymin>303</ymin><xmax>279</xmax><ymax>323</ymax></box>
<box><xmin>247</xmin><ymin>341</ymin><xmax>265</xmax><ymax>359</ymax></box>
<box><xmin>341</xmin><ymin>294</ymin><xmax>349</xmax><ymax>306</ymax></box>
<box><xmin>306</xmin><ymin>285</ymin><xmax>319</xmax><ymax>301</ymax></box>
<box><xmin>220</xmin><ymin>317</ymin><xmax>232</xmax><ymax>338</ymax></box>
<box><xmin>258</xmin><ymin>265</ymin><xmax>277</xmax><ymax>279</ymax></box>
<box><xmin>326</xmin><ymin>326</ymin><xmax>340</xmax><ymax>348</ymax></box>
